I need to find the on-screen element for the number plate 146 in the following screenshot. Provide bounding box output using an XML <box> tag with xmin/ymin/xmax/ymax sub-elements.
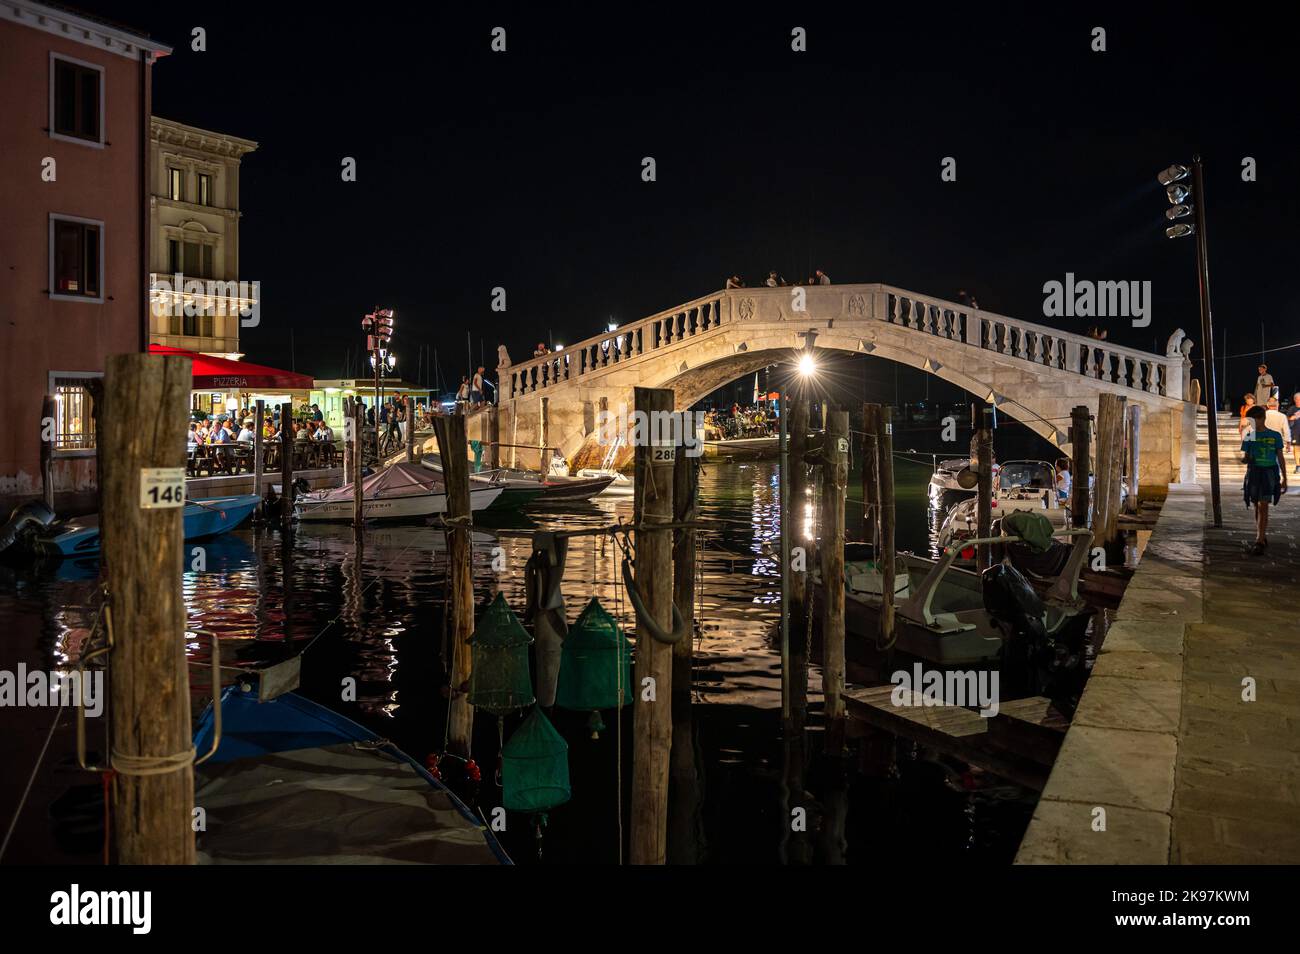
<box><xmin>140</xmin><ymin>467</ymin><xmax>187</xmax><ymax>509</ymax></box>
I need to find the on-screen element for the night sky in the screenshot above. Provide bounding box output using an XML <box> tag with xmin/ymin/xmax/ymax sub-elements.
<box><xmin>84</xmin><ymin>3</ymin><xmax>1299</xmax><ymax>404</ymax></box>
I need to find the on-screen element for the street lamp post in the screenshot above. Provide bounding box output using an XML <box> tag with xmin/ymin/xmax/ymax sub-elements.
<box><xmin>361</xmin><ymin>308</ymin><xmax>395</xmax><ymax>460</ymax></box>
<box><xmin>1159</xmin><ymin>159</ymin><xmax>1221</xmax><ymax>526</ymax></box>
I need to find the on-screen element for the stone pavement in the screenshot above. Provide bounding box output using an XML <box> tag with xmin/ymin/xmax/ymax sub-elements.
<box><xmin>1016</xmin><ymin>481</ymin><xmax>1300</xmax><ymax>864</ymax></box>
<box><xmin>1171</xmin><ymin>483</ymin><xmax>1300</xmax><ymax>863</ymax></box>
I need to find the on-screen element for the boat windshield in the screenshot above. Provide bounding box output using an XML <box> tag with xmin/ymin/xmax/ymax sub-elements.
<box><xmin>999</xmin><ymin>461</ymin><xmax>1054</xmax><ymax>491</ymax></box>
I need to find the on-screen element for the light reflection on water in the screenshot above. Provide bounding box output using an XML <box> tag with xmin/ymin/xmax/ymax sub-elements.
<box><xmin>2</xmin><ymin>455</ymin><xmax>1039</xmax><ymax>864</ymax></box>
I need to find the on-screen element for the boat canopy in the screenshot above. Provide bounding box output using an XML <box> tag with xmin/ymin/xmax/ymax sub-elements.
<box><xmin>315</xmin><ymin>462</ymin><xmax>445</xmax><ymax>502</ymax></box>
<box><xmin>148</xmin><ymin>344</ymin><xmax>314</xmax><ymax>391</ymax></box>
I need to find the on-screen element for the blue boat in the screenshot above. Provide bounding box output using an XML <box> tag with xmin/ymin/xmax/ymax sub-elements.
<box><xmin>32</xmin><ymin>493</ymin><xmax>261</xmax><ymax>558</ymax></box>
<box><xmin>193</xmin><ymin>687</ymin><xmax>510</xmax><ymax>864</ymax></box>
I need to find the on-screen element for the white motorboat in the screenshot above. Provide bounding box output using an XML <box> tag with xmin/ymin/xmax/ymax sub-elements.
<box><xmin>296</xmin><ymin>462</ymin><xmax>503</xmax><ymax>522</ymax></box>
<box><xmin>569</xmin><ymin>438</ymin><xmax>634</xmax><ymax>497</ymax></box>
<box><xmin>937</xmin><ymin>460</ymin><xmax>1069</xmax><ymax>559</ymax></box>
<box><xmin>927</xmin><ymin>457</ymin><xmax>977</xmax><ymax>505</ymax></box>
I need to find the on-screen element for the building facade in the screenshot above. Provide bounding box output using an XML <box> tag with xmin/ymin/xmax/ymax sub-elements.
<box><xmin>148</xmin><ymin>117</ymin><xmax>258</xmax><ymax>360</ymax></box>
<box><xmin>0</xmin><ymin>2</ymin><xmax>170</xmax><ymax>502</ymax></box>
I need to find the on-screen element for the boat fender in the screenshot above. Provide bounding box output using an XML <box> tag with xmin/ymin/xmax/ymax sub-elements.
<box><xmin>0</xmin><ymin>501</ymin><xmax>56</xmax><ymax>554</ymax></box>
<box><xmin>621</xmin><ymin>557</ymin><xmax>690</xmax><ymax>645</ymax></box>
<box><xmin>525</xmin><ymin>532</ymin><xmax>569</xmax><ymax>707</ymax></box>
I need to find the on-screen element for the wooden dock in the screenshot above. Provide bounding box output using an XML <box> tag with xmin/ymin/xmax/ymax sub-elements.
<box><xmin>842</xmin><ymin>685</ymin><xmax>1068</xmax><ymax>791</ymax></box>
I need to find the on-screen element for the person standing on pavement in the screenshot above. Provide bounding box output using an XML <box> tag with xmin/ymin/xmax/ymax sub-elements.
<box><xmin>1289</xmin><ymin>392</ymin><xmax>1300</xmax><ymax>475</ymax></box>
<box><xmin>1241</xmin><ymin>405</ymin><xmax>1287</xmax><ymax>555</ymax></box>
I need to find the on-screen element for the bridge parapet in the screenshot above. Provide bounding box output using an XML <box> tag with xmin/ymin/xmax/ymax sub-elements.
<box><xmin>502</xmin><ymin>284</ymin><xmax>1189</xmax><ymax>403</ymax></box>
<box><xmin>875</xmin><ymin>285</ymin><xmax>1186</xmax><ymax>401</ymax></box>
<box><xmin>504</xmin><ymin>290</ymin><xmax>729</xmax><ymax>400</ymax></box>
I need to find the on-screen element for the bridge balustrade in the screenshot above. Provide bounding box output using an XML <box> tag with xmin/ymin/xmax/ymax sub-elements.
<box><xmin>503</xmin><ymin>284</ymin><xmax>1181</xmax><ymax>402</ymax></box>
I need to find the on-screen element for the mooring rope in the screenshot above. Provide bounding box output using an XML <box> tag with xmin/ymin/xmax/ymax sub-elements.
<box><xmin>0</xmin><ymin>704</ymin><xmax>64</xmax><ymax>863</ymax></box>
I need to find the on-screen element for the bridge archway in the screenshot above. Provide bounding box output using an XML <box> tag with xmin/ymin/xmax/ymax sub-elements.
<box><xmin>488</xmin><ymin>283</ymin><xmax>1197</xmax><ymax>486</ymax></box>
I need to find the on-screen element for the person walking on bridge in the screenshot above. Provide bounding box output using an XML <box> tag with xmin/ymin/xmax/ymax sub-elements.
<box><xmin>1254</xmin><ymin>364</ymin><xmax>1276</xmax><ymax>406</ymax></box>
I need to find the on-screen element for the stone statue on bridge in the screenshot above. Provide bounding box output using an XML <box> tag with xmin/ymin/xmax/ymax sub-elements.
<box><xmin>497</xmin><ymin>344</ymin><xmax>512</xmax><ymax>371</ymax></box>
<box><xmin>1165</xmin><ymin>328</ymin><xmax>1194</xmax><ymax>359</ymax></box>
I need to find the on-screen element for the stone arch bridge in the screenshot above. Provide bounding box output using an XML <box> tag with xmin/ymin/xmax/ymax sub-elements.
<box><xmin>478</xmin><ymin>284</ymin><xmax>1197</xmax><ymax>487</ymax></box>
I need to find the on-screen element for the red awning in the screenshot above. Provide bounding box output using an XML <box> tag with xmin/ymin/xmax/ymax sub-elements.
<box><xmin>149</xmin><ymin>345</ymin><xmax>313</xmax><ymax>391</ymax></box>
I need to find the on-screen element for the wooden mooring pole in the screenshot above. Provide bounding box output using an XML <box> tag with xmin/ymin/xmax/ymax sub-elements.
<box><xmin>864</xmin><ymin>404</ymin><xmax>896</xmax><ymax>649</ymax></box>
<box><xmin>432</xmin><ymin>413</ymin><xmax>475</xmax><ymax>753</ymax></box>
<box><xmin>1125</xmin><ymin>403</ymin><xmax>1142</xmax><ymax>515</ymax></box>
<box><xmin>1070</xmin><ymin>405</ymin><xmax>1091</xmax><ymax>529</ymax></box>
<box><xmin>40</xmin><ymin>394</ymin><xmax>55</xmax><ymax>512</ymax></box>
<box><xmin>406</xmin><ymin>395</ymin><xmax>415</xmax><ymax>463</ymax></box>
<box><xmin>1095</xmin><ymin>393</ymin><xmax>1126</xmax><ymax>557</ymax></box>
<box><xmin>783</xmin><ymin>393</ymin><xmax>812</xmax><ymax>865</ymax></box>
<box><xmin>786</xmin><ymin>396</ymin><xmax>810</xmax><ymax>733</ymax></box>
<box><xmin>975</xmin><ymin>405</ymin><xmax>994</xmax><ymax>572</ymax></box>
<box><xmin>668</xmin><ymin>429</ymin><xmax>700</xmax><ymax>864</ymax></box>
<box><xmin>252</xmin><ymin>399</ymin><xmax>265</xmax><ymax>507</ymax></box>
<box><xmin>341</xmin><ymin>397</ymin><xmax>351</xmax><ymax>487</ymax></box>
<box><xmin>820</xmin><ymin>408</ymin><xmax>848</xmax><ymax>755</ymax></box>
<box><xmin>101</xmin><ymin>353</ymin><xmax>195</xmax><ymax>864</ymax></box>
<box><xmin>860</xmin><ymin>403</ymin><xmax>878</xmax><ymax>548</ymax></box>
<box><xmin>279</xmin><ymin>401</ymin><xmax>294</xmax><ymax>531</ymax></box>
<box><xmin>631</xmin><ymin>386</ymin><xmax>674</xmax><ymax>865</ymax></box>
<box><xmin>353</xmin><ymin>403</ymin><xmax>365</xmax><ymax>532</ymax></box>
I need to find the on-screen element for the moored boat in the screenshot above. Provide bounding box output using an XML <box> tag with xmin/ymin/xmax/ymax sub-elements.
<box><xmin>11</xmin><ymin>493</ymin><xmax>261</xmax><ymax>558</ymax></box>
<box><xmin>296</xmin><ymin>462</ymin><xmax>502</xmax><ymax>522</ymax></box>
<box><xmin>193</xmin><ymin>686</ymin><xmax>510</xmax><ymax>864</ymax></box>
<box><xmin>421</xmin><ymin>454</ymin><xmax>614</xmax><ymax>505</ymax></box>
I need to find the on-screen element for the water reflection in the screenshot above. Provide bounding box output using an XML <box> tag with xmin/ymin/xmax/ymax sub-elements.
<box><xmin>0</xmin><ymin>457</ymin><xmax>1039</xmax><ymax>864</ymax></box>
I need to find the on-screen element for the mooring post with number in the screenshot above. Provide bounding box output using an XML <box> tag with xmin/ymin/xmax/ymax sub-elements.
<box><xmin>101</xmin><ymin>353</ymin><xmax>195</xmax><ymax>863</ymax></box>
<box><xmin>631</xmin><ymin>386</ymin><xmax>675</xmax><ymax>865</ymax></box>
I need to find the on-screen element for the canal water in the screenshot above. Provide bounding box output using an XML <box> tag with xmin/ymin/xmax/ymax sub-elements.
<box><xmin>1</xmin><ymin>429</ymin><xmax>1055</xmax><ymax>865</ymax></box>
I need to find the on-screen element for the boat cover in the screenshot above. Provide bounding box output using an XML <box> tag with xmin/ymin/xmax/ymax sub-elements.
<box><xmin>314</xmin><ymin>462</ymin><xmax>445</xmax><ymax>503</ymax></box>
<box><xmin>194</xmin><ymin>743</ymin><xmax>503</xmax><ymax>864</ymax></box>
<box><xmin>193</xmin><ymin>689</ymin><xmax>508</xmax><ymax>865</ymax></box>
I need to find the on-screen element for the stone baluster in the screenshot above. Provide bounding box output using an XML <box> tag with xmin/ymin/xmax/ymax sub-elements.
<box><xmin>1015</xmin><ymin>325</ymin><xmax>1029</xmax><ymax>359</ymax></box>
<box><xmin>1000</xmin><ymin>322</ymin><xmax>1013</xmax><ymax>356</ymax></box>
<box><xmin>1145</xmin><ymin>360</ymin><xmax>1158</xmax><ymax>394</ymax></box>
<box><xmin>1117</xmin><ymin>355</ymin><xmax>1130</xmax><ymax>388</ymax></box>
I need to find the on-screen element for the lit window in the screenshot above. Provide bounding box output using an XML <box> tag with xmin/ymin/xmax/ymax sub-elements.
<box><xmin>168</xmin><ymin>168</ymin><xmax>185</xmax><ymax>201</ymax></box>
<box><xmin>197</xmin><ymin>173</ymin><xmax>212</xmax><ymax>206</ymax></box>
<box><xmin>52</xmin><ymin>57</ymin><xmax>101</xmax><ymax>142</ymax></box>
<box><xmin>51</xmin><ymin>217</ymin><xmax>102</xmax><ymax>299</ymax></box>
<box><xmin>52</xmin><ymin>377</ymin><xmax>98</xmax><ymax>451</ymax></box>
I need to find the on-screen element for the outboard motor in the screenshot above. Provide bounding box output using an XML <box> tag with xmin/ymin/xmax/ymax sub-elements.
<box><xmin>982</xmin><ymin>560</ymin><xmax>1085</xmax><ymax>708</ymax></box>
<box><xmin>981</xmin><ymin>561</ymin><xmax>1046</xmax><ymax>642</ymax></box>
<box><xmin>0</xmin><ymin>501</ymin><xmax>56</xmax><ymax>555</ymax></box>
